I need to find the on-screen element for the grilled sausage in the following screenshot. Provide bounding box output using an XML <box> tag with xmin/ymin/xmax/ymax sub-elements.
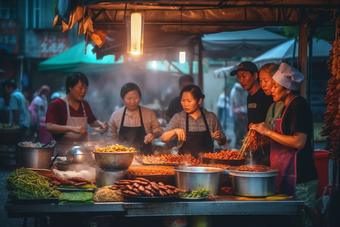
<box><xmin>141</xmin><ymin>190</ymin><xmax>151</xmax><ymax>196</ymax></box>
<box><xmin>132</xmin><ymin>188</ymin><xmax>140</xmax><ymax>194</ymax></box>
<box><xmin>132</xmin><ymin>183</ymin><xmax>140</xmax><ymax>188</ymax></box>
<box><xmin>74</xmin><ymin>182</ymin><xmax>87</xmax><ymax>186</ymax></box>
<box><xmin>165</xmin><ymin>185</ymin><xmax>176</xmax><ymax>190</ymax></box>
<box><xmin>165</xmin><ymin>189</ymin><xmax>174</xmax><ymax>195</ymax></box>
<box><xmin>138</xmin><ymin>185</ymin><xmax>145</xmax><ymax>192</ymax></box>
<box><xmin>151</xmin><ymin>184</ymin><xmax>159</xmax><ymax>191</ymax></box>
<box><xmin>126</xmin><ymin>185</ymin><xmax>133</xmax><ymax>190</ymax></box>
<box><xmin>123</xmin><ymin>190</ymin><xmax>138</xmax><ymax>196</ymax></box>
<box><xmin>150</xmin><ymin>188</ymin><xmax>159</xmax><ymax>195</ymax></box>
<box><xmin>135</xmin><ymin>177</ymin><xmax>150</xmax><ymax>183</ymax></box>
<box><xmin>158</xmin><ymin>185</ymin><xmax>168</xmax><ymax>190</ymax></box>
<box><xmin>158</xmin><ymin>182</ymin><xmax>165</xmax><ymax>186</ymax></box>
<box><xmin>137</xmin><ymin>181</ymin><xmax>149</xmax><ymax>185</ymax></box>
<box><xmin>145</xmin><ymin>185</ymin><xmax>152</xmax><ymax>190</ymax></box>
<box><xmin>67</xmin><ymin>177</ymin><xmax>87</xmax><ymax>182</ymax></box>
<box><xmin>158</xmin><ymin>190</ymin><xmax>165</xmax><ymax>197</ymax></box>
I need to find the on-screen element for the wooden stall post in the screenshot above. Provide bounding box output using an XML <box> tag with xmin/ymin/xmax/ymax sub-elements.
<box><xmin>298</xmin><ymin>21</ymin><xmax>309</xmax><ymax>98</ymax></box>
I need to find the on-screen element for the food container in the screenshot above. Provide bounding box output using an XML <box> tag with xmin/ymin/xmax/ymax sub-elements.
<box><xmin>228</xmin><ymin>166</ymin><xmax>278</xmax><ymax>197</ymax></box>
<box><xmin>174</xmin><ymin>166</ymin><xmax>224</xmax><ymax>195</ymax></box>
<box><xmin>94</xmin><ymin>151</ymin><xmax>136</xmax><ymax>170</ymax></box>
<box><xmin>66</xmin><ymin>145</ymin><xmax>93</xmax><ymax>163</ymax></box>
<box><xmin>96</xmin><ymin>169</ymin><xmax>128</xmax><ymax>187</ymax></box>
<box><xmin>18</xmin><ymin>143</ymin><xmax>54</xmax><ymax>169</ymax></box>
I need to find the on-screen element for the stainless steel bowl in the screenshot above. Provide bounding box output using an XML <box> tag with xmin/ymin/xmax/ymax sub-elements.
<box><xmin>94</xmin><ymin>152</ymin><xmax>136</xmax><ymax>170</ymax></box>
<box><xmin>174</xmin><ymin>166</ymin><xmax>224</xmax><ymax>195</ymax></box>
<box><xmin>228</xmin><ymin>166</ymin><xmax>278</xmax><ymax>197</ymax></box>
<box><xmin>66</xmin><ymin>145</ymin><xmax>93</xmax><ymax>163</ymax></box>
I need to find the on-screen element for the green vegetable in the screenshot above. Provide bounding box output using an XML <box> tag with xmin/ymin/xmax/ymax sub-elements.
<box><xmin>179</xmin><ymin>188</ymin><xmax>210</xmax><ymax>198</ymax></box>
<box><xmin>59</xmin><ymin>192</ymin><xmax>94</xmax><ymax>204</ymax></box>
<box><xmin>5</xmin><ymin>168</ymin><xmax>61</xmax><ymax>199</ymax></box>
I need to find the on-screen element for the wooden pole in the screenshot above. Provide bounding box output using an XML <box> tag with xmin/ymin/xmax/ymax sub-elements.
<box><xmin>298</xmin><ymin>21</ymin><xmax>308</xmax><ymax>98</ymax></box>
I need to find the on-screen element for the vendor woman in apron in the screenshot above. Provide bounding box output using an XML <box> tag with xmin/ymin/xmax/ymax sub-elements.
<box><xmin>161</xmin><ymin>85</ymin><xmax>227</xmax><ymax>158</ymax></box>
<box><xmin>46</xmin><ymin>72</ymin><xmax>109</xmax><ymax>156</ymax></box>
<box><xmin>250</xmin><ymin>63</ymin><xmax>318</xmax><ymax>227</ymax></box>
<box><xmin>107</xmin><ymin>83</ymin><xmax>163</xmax><ymax>154</ymax></box>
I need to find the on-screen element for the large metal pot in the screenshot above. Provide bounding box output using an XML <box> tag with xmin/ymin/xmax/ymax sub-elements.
<box><xmin>94</xmin><ymin>151</ymin><xmax>136</xmax><ymax>170</ymax></box>
<box><xmin>18</xmin><ymin>143</ymin><xmax>54</xmax><ymax>169</ymax></box>
<box><xmin>66</xmin><ymin>145</ymin><xmax>93</xmax><ymax>163</ymax></box>
<box><xmin>96</xmin><ymin>169</ymin><xmax>128</xmax><ymax>187</ymax></box>
<box><xmin>174</xmin><ymin>166</ymin><xmax>224</xmax><ymax>195</ymax></box>
<box><xmin>228</xmin><ymin>166</ymin><xmax>278</xmax><ymax>197</ymax></box>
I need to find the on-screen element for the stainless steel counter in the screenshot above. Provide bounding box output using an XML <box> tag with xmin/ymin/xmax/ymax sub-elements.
<box><xmin>5</xmin><ymin>195</ymin><xmax>305</xmax><ymax>217</ymax></box>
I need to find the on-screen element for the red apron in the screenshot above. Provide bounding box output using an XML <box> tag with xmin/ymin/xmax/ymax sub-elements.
<box><xmin>270</xmin><ymin>95</ymin><xmax>300</xmax><ymax>196</ymax></box>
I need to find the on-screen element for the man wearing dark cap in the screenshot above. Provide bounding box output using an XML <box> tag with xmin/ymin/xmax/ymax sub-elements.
<box><xmin>230</xmin><ymin>61</ymin><xmax>273</xmax><ymax>127</ymax></box>
<box><xmin>165</xmin><ymin>74</ymin><xmax>194</xmax><ymax>123</ymax></box>
<box><xmin>230</xmin><ymin>61</ymin><xmax>273</xmax><ymax>166</ymax></box>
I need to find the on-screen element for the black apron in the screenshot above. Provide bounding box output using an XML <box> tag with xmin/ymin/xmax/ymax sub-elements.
<box><xmin>179</xmin><ymin>108</ymin><xmax>214</xmax><ymax>158</ymax></box>
<box><xmin>118</xmin><ymin>106</ymin><xmax>152</xmax><ymax>155</ymax></box>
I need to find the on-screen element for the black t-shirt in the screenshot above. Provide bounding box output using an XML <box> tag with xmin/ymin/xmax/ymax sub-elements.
<box><xmin>281</xmin><ymin>96</ymin><xmax>318</xmax><ymax>183</ymax></box>
<box><xmin>166</xmin><ymin>95</ymin><xmax>183</xmax><ymax>119</ymax></box>
<box><xmin>247</xmin><ymin>88</ymin><xmax>273</xmax><ymax>126</ymax></box>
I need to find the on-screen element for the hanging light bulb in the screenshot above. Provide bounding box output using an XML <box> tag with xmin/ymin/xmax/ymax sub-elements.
<box><xmin>129</xmin><ymin>12</ymin><xmax>144</xmax><ymax>55</ymax></box>
<box><xmin>179</xmin><ymin>51</ymin><xmax>186</xmax><ymax>64</ymax></box>
<box><xmin>152</xmin><ymin>61</ymin><xmax>157</xmax><ymax>68</ymax></box>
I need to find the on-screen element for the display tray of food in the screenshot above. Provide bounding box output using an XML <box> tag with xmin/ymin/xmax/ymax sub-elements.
<box><xmin>202</xmin><ymin>150</ymin><xmax>246</xmax><ymax>166</ymax></box>
<box><xmin>112</xmin><ymin>178</ymin><xmax>182</xmax><ymax>201</ymax></box>
<box><xmin>5</xmin><ymin>168</ymin><xmax>61</xmax><ymax>203</ymax></box>
<box><xmin>9</xmin><ymin>196</ymin><xmax>59</xmax><ymax>204</ymax></box>
<box><xmin>129</xmin><ymin>165</ymin><xmax>175</xmax><ymax>185</ymax></box>
<box><xmin>135</xmin><ymin>154</ymin><xmax>200</xmax><ymax>166</ymax></box>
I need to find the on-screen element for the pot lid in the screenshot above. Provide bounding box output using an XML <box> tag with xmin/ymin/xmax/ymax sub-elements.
<box><xmin>67</xmin><ymin>145</ymin><xmax>92</xmax><ymax>155</ymax></box>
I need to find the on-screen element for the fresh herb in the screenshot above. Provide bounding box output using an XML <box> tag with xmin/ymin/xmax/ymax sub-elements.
<box><xmin>179</xmin><ymin>189</ymin><xmax>210</xmax><ymax>198</ymax></box>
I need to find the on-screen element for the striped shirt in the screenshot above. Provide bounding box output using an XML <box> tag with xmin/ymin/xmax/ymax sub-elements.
<box><xmin>107</xmin><ymin>106</ymin><xmax>163</xmax><ymax>142</ymax></box>
<box><xmin>164</xmin><ymin>108</ymin><xmax>225</xmax><ymax>141</ymax></box>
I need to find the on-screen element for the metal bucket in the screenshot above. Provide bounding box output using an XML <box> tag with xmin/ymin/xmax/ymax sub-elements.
<box><xmin>18</xmin><ymin>143</ymin><xmax>54</xmax><ymax>169</ymax></box>
<box><xmin>228</xmin><ymin>167</ymin><xmax>278</xmax><ymax>197</ymax></box>
<box><xmin>174</xmin><ymin>166</ymin><xmax>224</xmax><ymax>195</ymax></box>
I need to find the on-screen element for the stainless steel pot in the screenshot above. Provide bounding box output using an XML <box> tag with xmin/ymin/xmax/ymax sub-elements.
<box><xmin>174</xmin><ymin>166</ymin><xmax>224</xmax><ymax>195</ymax></box>
<box><xmin>228</xmin><ymin>167</ymin><xmax>278</xmax><ymax>197</ymax></box>
<box><xmin>18</xmin><ymin>143</ymin><xmax>54</xmax><ymax>169</ymax></box>
<box><xmin>96</xmin><ymin>169</ymin><xmax>128</xmax><ymax>187</ymax></box>
<box><xmin>66</xmin><ymin>145</ymin><xmax>93</xmax><ymax>163</ymax></box>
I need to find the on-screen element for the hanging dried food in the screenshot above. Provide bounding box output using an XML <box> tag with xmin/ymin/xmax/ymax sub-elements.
<box><xmin>323</xmin><ymin>26</ymin><xmax>340</xmax><ymax>163</ymax></box>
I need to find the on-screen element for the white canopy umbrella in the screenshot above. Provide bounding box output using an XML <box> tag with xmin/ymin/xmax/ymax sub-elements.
<box><xmin>253</xmin><ymin>38</ymin><xmax>331</xmax><ymax>68</ymax></box>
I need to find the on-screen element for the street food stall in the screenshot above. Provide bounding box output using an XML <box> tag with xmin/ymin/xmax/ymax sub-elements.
<box><xmin>4</xmin><ymin>1</ymin><xmax>340</xmax><ymax>227</ymax></box>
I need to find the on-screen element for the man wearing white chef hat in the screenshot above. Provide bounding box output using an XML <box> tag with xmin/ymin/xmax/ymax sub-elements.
<box><xmin>250</xmin><ymin>62</ymin><xmax>318</xmax><ymax>227</ymax></box>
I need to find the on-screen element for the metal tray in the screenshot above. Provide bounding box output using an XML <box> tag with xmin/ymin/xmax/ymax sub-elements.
<box><xmin>202</xmin><ymin>157</ymin><xmax>246</xmax><ymax>166</ymax></box>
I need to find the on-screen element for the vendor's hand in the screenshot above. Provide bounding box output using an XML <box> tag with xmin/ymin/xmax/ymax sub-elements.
<box><xmin>144</xmin><ymin>133</ymin><xmax>155</xmax><ymax>144</ymax></box>
<box><xmin>73</xmin><ymin>126</ymin><xmax>88</xmax><ymax>137</ymax></box>
<box><xmin>249</xmin><ymin>122</ymin><xmax>270</xmax><ymax>136</ymax></box>
<box><xmin>175</xmin><ymin>129</ymin><xmax>186</xmax><ymax>141</ymax></box>
<box><xmin>100</xmin><ymin>122</ymin><xmax>109</xmax><ymax>134</ymax></box>
<box><xmin>211</xmin><ymin>131</ymin><xmax>221</xmax><ymax>142</ymax></box>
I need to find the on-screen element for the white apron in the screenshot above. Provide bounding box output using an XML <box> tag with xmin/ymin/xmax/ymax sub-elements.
<box><xmin>53</xmin><ymin>96</ymin><xmax>88</xmax><ymax>156</ymax></box>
